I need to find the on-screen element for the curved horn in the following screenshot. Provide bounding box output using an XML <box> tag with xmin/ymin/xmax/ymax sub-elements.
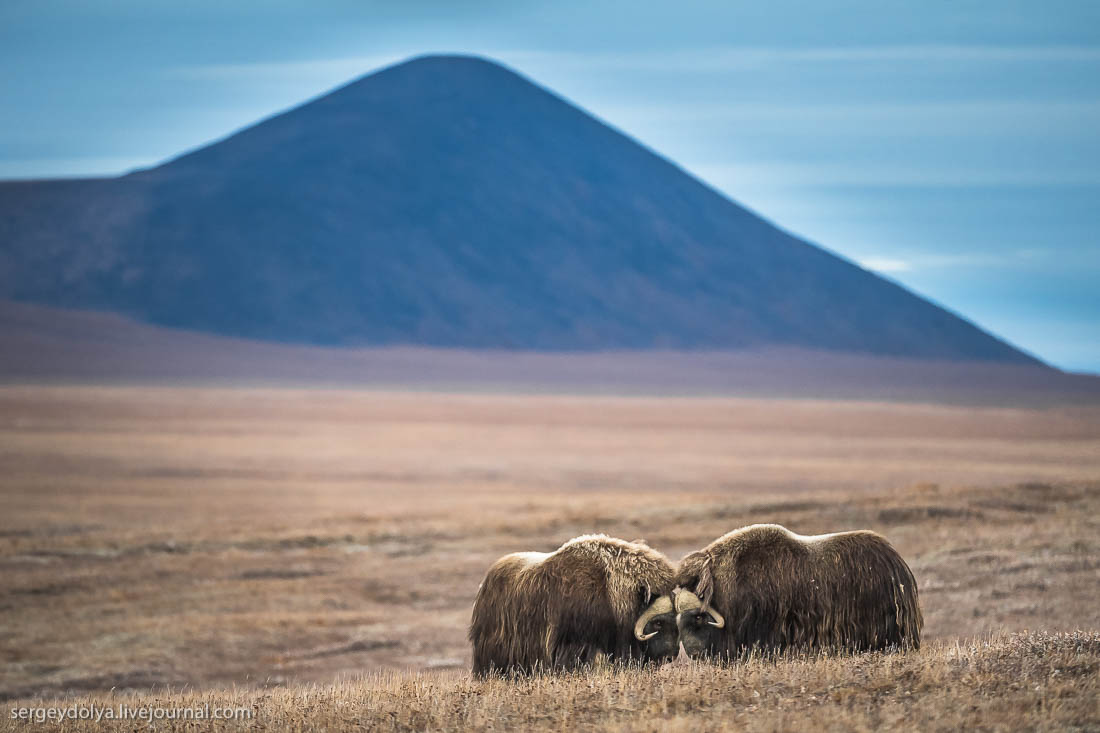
<box><xmin>633</xmin><ymin>595</ymin><xmax>673</xmax><ymax>641</ymax></box>
<box><xmin>675</xmin><ymin>589</ymin><xmax>724</xmax><ymax>628</ymax></box>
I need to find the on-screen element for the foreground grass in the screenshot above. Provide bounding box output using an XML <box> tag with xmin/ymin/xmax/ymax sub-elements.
<box><xmin>5</xmin><ymin>632</ymin><xmax>1097</xmax><ymax>732</ymax></box>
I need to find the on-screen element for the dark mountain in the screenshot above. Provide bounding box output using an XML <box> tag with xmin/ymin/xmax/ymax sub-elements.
<box><xmin>0</xmin><ymin>54</ymin><xmax>1040</xmax><ymax>364</ymax></box>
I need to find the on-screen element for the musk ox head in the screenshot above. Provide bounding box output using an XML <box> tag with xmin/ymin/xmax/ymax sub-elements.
<box><xmin>633</xmin><ymin>594</ymin><xmax>678</xmax><ymax>661</ymax></box>
<box><xmin>673</xmin><ymin>589</ymin><xmax>724</xmax><ymax>657</ymax></box>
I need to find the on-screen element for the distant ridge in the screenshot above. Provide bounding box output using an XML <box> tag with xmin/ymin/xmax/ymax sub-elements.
<box><xmin>5</xmin><ymin>300</ymin><xmax>1097</xmax><ymax>406</ymax></box>
<box><xmin>0</xmin><ymin>54</ymin><xmax>1042</xmax><ymax>365</ymax></box>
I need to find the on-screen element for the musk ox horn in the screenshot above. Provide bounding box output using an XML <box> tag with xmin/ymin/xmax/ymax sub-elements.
<box><xmin>633</xmin><ymin>595</ymin><xmax>673</xmax><ymax>641</ymax></box>
<box><xmin>675</xmin><ymin>589</ymin><xmax>725</xmax><ymax>628</ymax></box>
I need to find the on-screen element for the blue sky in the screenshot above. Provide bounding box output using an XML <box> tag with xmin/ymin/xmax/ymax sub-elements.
<box><xmin>2</xmin><ymin>1</ymin><xmax>1098</xmax><ymax>371</ymax></box>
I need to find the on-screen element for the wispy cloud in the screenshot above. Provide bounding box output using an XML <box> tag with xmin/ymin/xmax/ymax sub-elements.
<box><xmin>500</xmin><ymin>44</ymin><xmax>1100</xmax><ymax>73</ymax></box>
<box><xmin>857</xmin><ymin>250</ymin><xmax>1047</xmax><ymax>274</ymax></box>
<box><xmin>858</xmin><ymin>257</ymin><xmax>912</xmax><ymax>273</ymax></box>
<box><xmin>166</xmin><ymin>54</ymin><xmax>407</xmax><ymax>83</ymax></box>
<box><xmin>0</xmin><ymin>156</ymin><xmax>154</xmax><ymax>179</ymax></box>
<box><xmin>167</xmin><ymin>43</ymin><xmax>1100</xmax><ymax>84</ymax></box>
<box><xmin>602</xmin><ymin>99</ymin><xmax>1100</xmax><ymax>125</ymax></box>
<box><xmin>687</xmin><ymin>160</ymin><xmax>1100</xmax><ymax>189</ymax></box>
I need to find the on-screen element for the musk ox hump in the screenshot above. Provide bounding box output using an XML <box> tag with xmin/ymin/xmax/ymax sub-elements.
<box><xmin>551</xmin><ymin>534</ymin><xmax>677</xmax><ymax>626</ymax></box>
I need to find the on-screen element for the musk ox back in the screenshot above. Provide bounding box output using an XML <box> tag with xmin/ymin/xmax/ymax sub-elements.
<box><xmin>675</xmin><ymin>524</ymin><xmax>922</xmax><ymax>658</ymax></box>
<box><xmin>469</xmin><ymin>534</ymin><xmax>677</xmax><ymax>676</ymax></box>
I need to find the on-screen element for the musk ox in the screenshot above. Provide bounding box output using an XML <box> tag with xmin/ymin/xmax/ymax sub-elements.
<box><xmin>469</xmin><ymin>534</ymin><xmax>678</xmax><ymax>676</ymax></box>
<box><xmin>675</xmin><ymin>524</ymin><xmax>922</xmax><ymax>659</ymax></box>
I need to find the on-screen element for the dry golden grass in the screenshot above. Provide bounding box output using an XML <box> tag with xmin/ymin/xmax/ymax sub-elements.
<box><xmin>4</xmin><ymin>632</ymin><xmax>1098</xmax><ymax>732</ymax></box>
<box><xmin>1</xmin><ymin>386</ymin><xmax>1099</xmax><ymax>729</ymax></box>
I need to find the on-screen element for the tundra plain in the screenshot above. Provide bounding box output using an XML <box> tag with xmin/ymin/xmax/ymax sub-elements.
<box><xmin>1</xmin><ymin>386</ymin><xmax>1098</xmax><ymax>730</ymax></box>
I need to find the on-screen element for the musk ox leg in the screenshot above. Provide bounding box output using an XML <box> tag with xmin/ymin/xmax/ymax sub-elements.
<box><xmin>552</xmin><ymin>641</ymin><xmax>598</xmax><ymax>670</ymax></box>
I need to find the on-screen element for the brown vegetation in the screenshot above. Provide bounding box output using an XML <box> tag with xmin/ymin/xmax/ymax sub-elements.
<box><xmin>3</xmin><ymin>633</ymin><xmax>1097</xmax><ymax>732</ymax></box>
<box><xmin>1</xmin><ymin>386</ymin><xmax>1098</xmax><ymax>729</ymax></box>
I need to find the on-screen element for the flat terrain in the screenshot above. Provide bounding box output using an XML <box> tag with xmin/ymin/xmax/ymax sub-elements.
<box><xmin>1</xmin><ymin>386</ymin><xmax>1098</xmax><ymax>729</ymax></box>
<box><xmin>4</xmin><ymin>300</ymin><xmax>1100</xmax><ymax>405</ymax></box>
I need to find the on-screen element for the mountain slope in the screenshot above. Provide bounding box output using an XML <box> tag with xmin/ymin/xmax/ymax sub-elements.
<box><xmin>0</xmin><ymin>54</ymin><xmax>1041</xmax><ymax>364</ymax></box>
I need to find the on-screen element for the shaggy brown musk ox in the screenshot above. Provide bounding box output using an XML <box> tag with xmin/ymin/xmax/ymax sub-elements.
<box><xmin>675</xmin><ymin>524</ymin><xmax>922</xmax><ymax>659</ymax></box>
<box><xmin>469</xmin><ymin>535</ymin><xmax>678</xmax><ymax>676</ymax></box>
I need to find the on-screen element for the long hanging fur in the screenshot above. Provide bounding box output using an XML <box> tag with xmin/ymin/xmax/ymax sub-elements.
<box><xmin>469</xmin><ymin>534</ymin><xmax>675</xmax><ymax>676</ymax></box>
<box><xmin>677</xmin><ymin>524</ymin><xmax>922</xmax><ymax>656</ymax></box>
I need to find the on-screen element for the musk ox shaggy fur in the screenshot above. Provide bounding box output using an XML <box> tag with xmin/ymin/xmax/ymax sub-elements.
<box><xmin>675</xmin><ymin>524</ymin><xmax>922</xmax><ymax>659</ymax></box>
<box><xmin>469</xmin><ymin>534</ymin><xmax>678</xmax><ymax>676</ymax></box>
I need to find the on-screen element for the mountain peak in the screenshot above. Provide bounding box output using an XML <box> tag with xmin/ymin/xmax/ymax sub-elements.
<box><xmin>333</xmin><ymin>53</ymin><xmax>528</xmax><ymax>97</ymax></box>
<box><xmin>382</xmin><ymin>52</ymin><xmax>517</xmax><ymax>72</ymax></box>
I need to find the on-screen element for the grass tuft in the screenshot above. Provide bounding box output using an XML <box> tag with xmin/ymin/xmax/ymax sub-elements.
<box><xmin>4</xmin><ymin>632</ymin><xmax>1097</xmax><ymax>732</ymax></box>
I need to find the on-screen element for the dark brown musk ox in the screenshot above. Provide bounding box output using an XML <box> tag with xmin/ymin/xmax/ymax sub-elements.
<box><xmin>675</xmin><ymin>524</ymin><xmax>922</xmax><ymax>659</ymax></box>
<box><xmin>469</xmin><ymin>534</ymin><xmax>678</xmax><ymax>676</ymax></box>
